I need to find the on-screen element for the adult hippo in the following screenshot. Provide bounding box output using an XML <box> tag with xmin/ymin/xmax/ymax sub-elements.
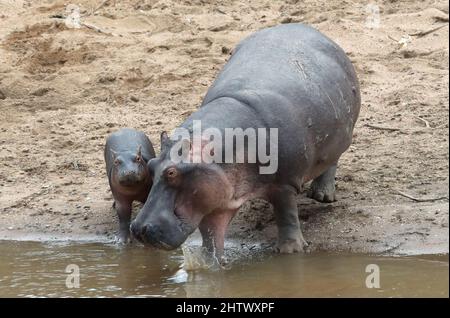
<box><xmin>131</xmin><ymin>24</ymin><xmax>360</xmax><ymax>259</ymax></box>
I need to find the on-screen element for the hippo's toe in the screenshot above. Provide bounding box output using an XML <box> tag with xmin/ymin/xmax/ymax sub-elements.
<box><xmin>307</xmin><ymin>181</ymin><xmax>336</xmax><ymax>203</ymax></box>
<box><xmin>276</xmin><ymin>238</ymin><xmax>308</xmax><ymax>254</ymax></box>
<box><xmin>307</xmin><ymin>188</ymin><xmax>335</xmax><ymax>203</ymax></box>
<box><xmin>307</xmin><ymin>165</ymin><xmax>337</xmax><ymax>203</ymax></box>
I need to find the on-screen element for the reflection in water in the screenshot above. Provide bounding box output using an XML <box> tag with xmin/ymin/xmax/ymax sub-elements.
<box><xmin>0</xmin><ymin>241</ymin><xmax>447</xmax><ymax>297</ymax></box>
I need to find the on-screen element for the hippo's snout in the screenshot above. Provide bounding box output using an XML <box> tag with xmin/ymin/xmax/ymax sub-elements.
<box><xmin>130</xmin><ymin>216</ymin><xmax>188</xmax><ymax>250</ymax></box>
<box><xmin>118</xmin><ymin>170</ymin><xmax>145</xmax><ymax>186</ymax></box>
<box><xmin>130</xmin><ymin>220</ymin><xmax>179</xmax><ymax>250</ymax></box>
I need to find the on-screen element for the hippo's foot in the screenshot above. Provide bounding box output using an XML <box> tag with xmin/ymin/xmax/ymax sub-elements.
<box><xmin>200</xmin><ymin>248</ymin><xmax>229</xmax><ymax>268</ymax></box>
<box><xmin>307</xmin><ymin>182</ymin><xmax>335</xmax><ymax>202</ymax></box>
<box><xmin>199</xmin><ymin>208</ymin><xmax>237</xmax><ymax>265</ymax></box>
<box><xmin>276</xmin><ymin>230</ymin><xmax>309</xmax><ymax>253</ymax></box>
<box><xmin>276</xmin><ymin>239</ymin><xmax>304</xmax><ymax>253</ymax></box>
<box><xmin>307</xmin><ymin>164</ymin><xmax>337</xmax><ymax>203</ymax></box>
<box><xmin>116</xmin><ymin>230</ymin><xmax>131</xmax><ymax>245</ymax></box>
<box><xmin>115</xmin><ymin>205</ymin><xmax>132</xmax><ymax>244</ymax></box>
<box><xmin>270</xmin><ymin>186</ymin><xmax>309</xmax><ymax>254</ymax></box>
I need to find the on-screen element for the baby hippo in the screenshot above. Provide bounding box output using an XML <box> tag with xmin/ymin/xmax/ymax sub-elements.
<box><xmin>105</xmin><ymin>128</ymin><xmax>155</xmax><ymax>243</ymax></box>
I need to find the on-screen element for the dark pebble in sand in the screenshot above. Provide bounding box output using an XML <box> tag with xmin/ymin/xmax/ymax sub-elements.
<box><xmin>31</xmin><ymin>87</ymin><xmax>50</xmax><ymax>97</ymax></box>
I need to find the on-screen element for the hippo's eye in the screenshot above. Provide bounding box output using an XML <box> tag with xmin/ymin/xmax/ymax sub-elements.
<box><xmin>135</xmin><ymin>156</ymin><xmax>141</xmax><ymax>162</ymax></box>
<box><xmin>166</xmin><ymin>167</ymin><xmax>177</xmax><ymax>178</ymax></box>
<box><xmin>114</xmin><ymin>159</ymin><xmax>121</xmax><ymax>165</ymax></box>
<box><xmin>165</xmin><ymin>167</ymin><xmax>181</xmax><ymax>186</ymax></box>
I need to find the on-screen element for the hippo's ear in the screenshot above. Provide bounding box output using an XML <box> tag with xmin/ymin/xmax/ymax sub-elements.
<box><xmin>110</xmin><ymin>149</ymin><xmax>118</xmax><ymax>160</ymax></box>
<box><xmin>179</xmin><ymin>138</ymin><xmax>192</xmax><ymax>162</ymax></box>
<box><xmin>136</xmin><ymin>145</ymin><xmax>142</xmax><ymax>158</ymax></box>
<box><xmin>160</xmin><ymin>131</ymin><xmax>171</xmax><ymax>151</ymax></box>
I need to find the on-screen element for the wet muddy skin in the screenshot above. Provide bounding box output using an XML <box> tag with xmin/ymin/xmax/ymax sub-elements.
<box><xmin>0</xmin><ymin>241</ymin><xmax>447</xmax><ymax>297</ymax></box>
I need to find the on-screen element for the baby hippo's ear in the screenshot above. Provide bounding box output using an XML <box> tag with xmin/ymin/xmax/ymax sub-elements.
<box><xmin>136</xmin><ymin>145</ymin><xmax>142</xmax><ymax>159</ymax></box>
<box><xmin>110</xmin><ymin>149</ymin><xmax>118</xmax><ymax>160</ymax></box>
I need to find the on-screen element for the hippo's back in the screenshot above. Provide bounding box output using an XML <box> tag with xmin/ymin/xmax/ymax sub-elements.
<box><xmin>203</xmin><ymin>23</ymin><xmax>360</xmax><ymax>133</ymax></box>
<box><xmin>200</xmin><ymin>24</ymin><xmax>360</xmax><ymax>187</ymax></box>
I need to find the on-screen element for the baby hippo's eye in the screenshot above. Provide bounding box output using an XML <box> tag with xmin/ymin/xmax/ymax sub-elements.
<box><xmin>114</xmin><ymin>159</ymin><xmax>121</xmax><ymax>165</ymax></box>
<box><xmin>135</xmin><ymin>156</ymin><xmax>141</xmax><ymax>162</ymax></box>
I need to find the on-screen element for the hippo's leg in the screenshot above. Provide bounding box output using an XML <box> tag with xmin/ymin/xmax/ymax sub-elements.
<box><xmin>307</xmin><ymin>163</ymin><xmax>337</xmax><ymax>203</ymax></box>
<box><xmin>270</xmin><ymin>187</ymin><xmax>308</xmax><ymax>253</ymax></box>
<box><xmin>114</xmin><ymin>201</ymin><xmax>132</xmax><ymax>244</ymax></box>
<box><xmin>199</xmin><ymin>209</ymin><xmax>236</xmax><ymax>261</ymax></box>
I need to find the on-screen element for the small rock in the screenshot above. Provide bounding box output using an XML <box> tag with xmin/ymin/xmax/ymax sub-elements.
<box><xmin>208</xmin><ymin>24</ymin><xmax>229</xmax><ymax>32</ymax></box>
<box><xmin>342</xmin><ymin>175</ymin><xmax>354</xmax><ymax>182</ymax></box>
<box><xmin>221</xmin><ymin>46</ymin><xmax>230</xmax><ymax>54</ymax></box>
<box><xmin>0</xmin><ymin>89</ymin><xmax>6</xmax><ymax>100</ymax></box>
<box><xmin>130</xmin><ymin>95</ymin><xmax>139</xmax><ymax>102</ymax></box>
<box><xmin>32</xmin><ymin>87</ymin><xmax>50</xmax><ymax>97</ymax></box>
<box><xmin>98</xmin><ymin>75</ymin><xmax>116</xmax><ymax>84</ymax></box>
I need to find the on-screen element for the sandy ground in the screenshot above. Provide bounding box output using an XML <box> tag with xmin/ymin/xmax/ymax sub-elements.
<box><xmin>0</xmin><ymin>0</ymin><xmax>448</xmax><ymax>256</ymax></box>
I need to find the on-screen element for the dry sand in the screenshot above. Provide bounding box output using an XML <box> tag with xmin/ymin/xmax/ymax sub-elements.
<box><xmin>0</xmin><ymin>0</ymin><xmax>448</xmax><ymax>255</ymax></box>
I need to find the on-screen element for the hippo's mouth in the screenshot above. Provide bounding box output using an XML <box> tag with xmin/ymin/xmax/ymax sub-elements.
<box><xmin>118</xmin><ymin>178</ymin><xmax>144</xmax><ymax>187</ymax></box>
<box><xmin>142</xmin><ymin>232</ymin><xmax>178</xmax><ymax>250</ymax></box>
<box><xmin>174</xmin><ymin>207</ymin><xmax>197</xmax><ymax>235</ymax></box>
<box><xmin>134</xmin><ymin>208</ymin><xmax>197</xmax><ymax>250</ymax></box>
<box><xmin>149</xmin><ymin>239</ymin><xmax>175</xmax><ymax>250</ymax></box>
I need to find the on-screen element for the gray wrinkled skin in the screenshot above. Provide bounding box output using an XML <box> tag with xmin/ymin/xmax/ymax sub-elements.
<box><xmin>132</xmin><ymin>24</ymin><xmax>361</xmax><ymax>258</ymax></box>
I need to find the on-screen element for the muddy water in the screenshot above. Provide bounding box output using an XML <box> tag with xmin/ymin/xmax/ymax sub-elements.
<box><xmin>0</xmin><ymin>241</ymin><xmax>447</xmax><ymax>298</ymax></box>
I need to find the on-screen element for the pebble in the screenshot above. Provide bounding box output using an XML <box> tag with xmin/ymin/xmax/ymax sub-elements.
<box><xmin>31</xmin><ymin>87</ymin><xmax>50</xmax><ymax>97</ymax></box>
